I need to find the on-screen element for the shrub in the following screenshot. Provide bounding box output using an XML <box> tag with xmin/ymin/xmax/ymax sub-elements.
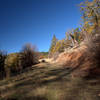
<box><xmin>4</xmin><ymin>44</ymin><xmax>39</xmax><ymax>78</ymax></box>
<box><xmin>86</xmin><ymin>28</ymin><xmax>100</xmax><ymax>68</ymax></box>
<box><xmin>4</xmin><ymin>53</ymin><xmax>21</xmax><ymax>78</ymax></box>
<box><xmin>0</xmin><ymin>51</ymin><xmax>7</xmax><ymax>79</ymax></box>
<box><xmin>19</xmin><ymin>43</ymin><xmax>39</xmax><ymax>69</ymax></box>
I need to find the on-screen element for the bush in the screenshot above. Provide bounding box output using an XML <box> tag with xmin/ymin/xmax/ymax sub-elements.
<box><xmin>4</xmin><ymin>43</ymin><xmax>39</xmax><ymax>78</ymax></box>
<box><xmin>86</xmin><ymin>29</ymin><xmax>100</xmax><ymax>68</ymax></box>
<box><xmin>4</xmin><ymin>53</ymin><xmax>21</xmax><ymax>78</ymax></box>
<box><xmin>0</xmin><ymin>51</ymin><xmax>7</xmax><ymax>79</ymax></box>
<box><xmin>19</xmin><ymin>43</ymin><xmax>39</xmax><ymax>69</ymax></box>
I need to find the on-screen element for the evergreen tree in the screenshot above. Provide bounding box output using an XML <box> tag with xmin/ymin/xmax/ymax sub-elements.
<box><xmin>49</xmin><ymin>35</ymin><xmax>58</xmax><ymax>57</ymax></box>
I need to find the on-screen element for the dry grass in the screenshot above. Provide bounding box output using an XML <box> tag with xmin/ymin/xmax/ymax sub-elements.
<box><xmin>0</xmin><ymin>62</ymin><xmax>100</xmax><ymax>100</ymax></box>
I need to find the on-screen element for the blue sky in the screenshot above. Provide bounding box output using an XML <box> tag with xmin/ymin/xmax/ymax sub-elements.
<box><xmin>0</xmin><ymin>0</ymin><xmax>83</xmax><ymax>53</ymax></box>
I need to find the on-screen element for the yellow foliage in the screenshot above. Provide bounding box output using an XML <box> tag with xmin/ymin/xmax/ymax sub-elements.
<box><xmin>5</xmin><ymin>53</ymin><xmax>20</xmax><ymax>70</ymax></box>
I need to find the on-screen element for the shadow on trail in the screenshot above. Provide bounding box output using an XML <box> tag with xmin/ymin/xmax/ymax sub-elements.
<box><xmin>1</xmin><ymin>63</ymin><xmax>100</xmax><ymax>100</ymax></box>
<box><xmin>14</xmin><ymin>65</ymin><xmax>76</xmax><ymax>89</ymax></box>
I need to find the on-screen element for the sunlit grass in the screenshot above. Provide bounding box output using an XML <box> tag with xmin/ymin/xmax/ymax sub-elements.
<box><xmin>0</xmin><ymin>63</ymin><xmax>100</xmax><ymax>100</ymax></box>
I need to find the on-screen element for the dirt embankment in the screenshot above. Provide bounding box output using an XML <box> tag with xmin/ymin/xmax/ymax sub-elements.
<box><xmin>55</xmin><ymin>42</ymin><xmax>100</xmax><ymax>78</ymax></box>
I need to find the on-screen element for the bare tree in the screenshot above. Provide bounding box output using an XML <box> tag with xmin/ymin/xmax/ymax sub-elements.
<box><xmin>20</xmin><ymin>43</ymin><xmax>39</xmax><ymax>69</ymax></box>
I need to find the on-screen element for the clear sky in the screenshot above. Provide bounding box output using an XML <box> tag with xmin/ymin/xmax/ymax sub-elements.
<box><xmin>0</xmin><ymin>0</ymin><xmax>83</xmax><ymax>53</ymax></box>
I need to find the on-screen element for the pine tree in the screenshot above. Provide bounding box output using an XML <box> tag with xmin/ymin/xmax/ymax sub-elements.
<box><xmin>49</xmin><ymin>35</ymin><xmax>58</xmax><ymax>57</ymax></box>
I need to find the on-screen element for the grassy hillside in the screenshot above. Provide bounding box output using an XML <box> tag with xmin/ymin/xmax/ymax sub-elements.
<box><xmin>0</xmin><ymin>62</ymin><xmax>100</xmax><ymax>100</ymax></box>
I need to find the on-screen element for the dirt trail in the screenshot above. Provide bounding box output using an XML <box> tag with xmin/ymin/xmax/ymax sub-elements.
<box><xmin>0</xmin><ymin>62</ymin><xmax>100</xmax><ymax>100</ymax></box>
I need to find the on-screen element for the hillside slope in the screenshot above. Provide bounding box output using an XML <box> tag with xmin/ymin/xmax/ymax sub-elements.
<box><xmin>0</xmin><ymin>62</ymin><xmax>100</xmax><ymax>100</ymax></box>
<box><xmin>55</xmin><ymin>34</ymin><xmax>100</xmax><ymax>78</ymax></box>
